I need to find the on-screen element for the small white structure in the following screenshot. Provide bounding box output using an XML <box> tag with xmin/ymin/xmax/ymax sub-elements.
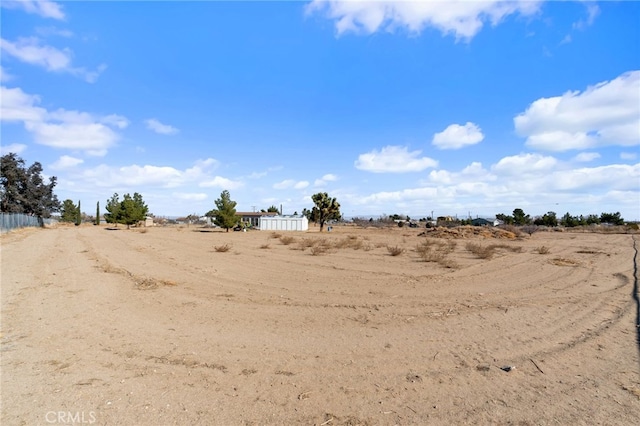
<box><xmin>259</xmin><ymin>215</ymin><xmax>308</xmax><ymax>231</ymax></box>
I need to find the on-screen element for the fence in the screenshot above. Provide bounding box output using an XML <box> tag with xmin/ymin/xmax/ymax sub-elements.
<box><xmin>0</xmin><ymin>213</ymin><xmax>57</xmax><ymax>233</ymax></box>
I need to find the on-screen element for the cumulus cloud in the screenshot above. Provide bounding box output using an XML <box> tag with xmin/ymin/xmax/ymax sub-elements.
<box><xmin>515</xmin><ymin>70</ymin><xmax>640</xmax><ymax>151</ymax></box>
<box><xmin>1</xmin><ymin>0</ymin><xmax>65</xmax><ymax>20</ymax></box>
<box><xmin>306</xmin><ymin>0</ymin><xmax>542</xmax><ymax>40</ymax></box>
<box><xmin>0</xmin><ymin>143</ymin><xmax>27</xmax><ymax>155</ymax></box>
<box><xmin>0</xmin><ymin>65</ymin><xmax>13</xmax><ymax>82</ymax></box>
<box><xmin>432</xmin><ymin>122</ymin><xmax>484</xmax><ymax>149</ymax></box>
<box><xmin>173</xmin><ymin>192</ymin><xmax>208</xmax><ymax>201</ymax></box>
<box><xmin>50</xmin><ymin>155</ymin><xmax>83</xmax><ymax>170</ymax></box>
<box><xmin>572</xmin><ymin>152</ymin><xmax>600</xmax><ymax>163</ymax></box>
<box><xmin>273</xmin><ymin>179</ymin><xmax>309</xmax><ymax>190</ymax></box>
<box><xmin>0</xmin><ymin>37</ymin><xmax>106</xmax><ymax>83</ymax></box>
<box><xmin>355</xmin><ymin>145</ymin><xmax>438</xmax><ymax>173</ymax></box>
<box><xmin>620</xmin><ymin>152</ymin><xmax>637</xmax><ymax>161</ymax></box>
<box><xmin>145</xmin><ymin>118</ymin><xmax>179</xmax><ymax>135</ymax></box>
<box><xmin>492</xmin><ymin>153</ymin><xmax>558</xmax><ymax>175</ymax></box>
<box><xmin>199</xmin><ymin>176</ymin><xmax>244</xmax><ymax>190</ymax></box>
<box><xmin>1</xmin><ymin>85</ymin><xmax>126</xmax><ymax>156</ymax></box>
<box><xmin>573</xmin><ymin>3</ymin><xmax>599</xmax><ymax>30</ymax></box>
<box><xmin>314</xmin><ymin>173</ymin><xmax>339</xmax><ymax>187</ymax></box>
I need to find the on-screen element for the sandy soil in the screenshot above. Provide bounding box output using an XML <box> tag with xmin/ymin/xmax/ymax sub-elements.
<box><xmin>1</xmin><ymin>224</ymin><xmax>639</xmax><ymax>425</ymax></box>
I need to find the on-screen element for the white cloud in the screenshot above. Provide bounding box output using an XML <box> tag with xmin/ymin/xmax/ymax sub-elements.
<box><xmin>314</xmin><ymin>173</ymin><xmax>339</xmax><ymax>187</ymax></box>
<box><xmin>432</xmin><ymin>122</ymin><xmax>484</xmax><ymax>150</ymax></box>
<box><xmin>1</xmin><ymin>85</ymin><xmax>126</xmax><ymax>156</ymax></box>
<box><xmin>1</xmin><ymin>0</ymin><xmax>65</xmax><ymax>20</ymax></box>
<box><xmin>573</xmin><ymin>3</ymin><xmax>599</xmax><ymax>30</ymax></box>
<box><xmin>145</xmin><ymin>118</ymin><xmax>179</xmax><ymax>135</ymax></box>
<box><xmin>0</xmin><ymin>65</ymin><xmax>14</xmax><ymax>82</ymax></box>
<box><xmin>572</xmin><ymin>152</ymin><xmax>600</xmax><ymax>163</ymax></box>
<box><xmin>273</xmin><ymin>179</ymin><xmax>309</xmax><ymax>190</ymax></box>
<box><xmin>173</xmin><ymin>192</ymin><xmax>208</xmax><ymax>202</ymax></box>
<box><xmin>0</xmin><ymin>37</ymin><xmax>105</xmax><ymax>83</ymax></box>
<box><xmin>35</xmin><ymin>26</ymin><xmax>73</xmax><ymax>38</ymax></box>
<box><xmin>50</xmin><ymin>155</ymin><xmax>83</xmax><ymax>170</ymax></box>
<box><xmin>355</xmin><ymin>145</ymin><xmax>438</xmax><ymax>173</ymax></box>
<box><xmin>200</xmin><ymin>176</ymin><xmax>244</xmax><ymax>190</ymax></box>
<box><xmin>515</xmin><ymin>70</ymin><xmax>640</xmax><ymax>151</ymax></box>
<box><xmin>620</xmin><ymin>152</ymin><xmax>637</xmax><ymax>161</ymax></box>
<box><xmin>306</xmin><ymin>0</ymin><xmax>542</xmax><ymax>40</ymax></box>
<box><xmin>492</xmin><ymin>153</ymin><xmax>557</xmax><ymax>175</ymax></box>
<box><xmin>0</xmin><ymin>143</ymin><xmax>27</xmax><ymax>155</ymax></box>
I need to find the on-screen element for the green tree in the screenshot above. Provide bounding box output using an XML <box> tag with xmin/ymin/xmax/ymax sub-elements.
<box><xmin>310</xmin><ymin>192</ymin><xmax>341</xmax><ymax>232</ymax></box>
<box><xmin>534</xmin><ymin>211</ymin><xmax>558</xmax><ymax>227</ymax></box>
<box><xmin>75</xmin><ymin>200</ymin><xmax>82</xmax><ymax>226</ymax></box>
<box><xmin>60</xmin><ymin>199</ymin><xmax>78</xmax><ymax>223</ymax></box>
<box><xmin>104</xmin><ymin>193</ymin><xmax>121</xmax><ymax>226</ymax></box>
<box><xmin>496</xmin><ymin>213</ymin><xmax>514</xmax><ymax>225</ymax></box>
<box><xmin>1</xmin><ymin>153</ymin><xmax>60</xmax><ymax>218</ymax></box>
<box><xmin>206</xmin><ymin>190</ymin><xmax>239</xmax><ymax>232</ymax></box>
<box><xmin>560</xmin><ymin>212</ymin><xmax>578</xmax><ymax>227</ymax></box>
<box><xmin>512</xmin><ymin>208</ymin><xmax>531</xmax><ymax>225</ymax></box>
<box><xmin>267</xmin><ymin>205</ymin><xmax>279</xmax><ymax>213</ymax></box>
<box><xmin>95</xmin><ymin>201</ymin><xmax>100</xmax><ymax>225</ymax></box>
<box><xmin>600</xmin><ymin>212</ymin><xmax>624</xmax><ymax>225</ymax></box>
<box><xmin>119</xmin><ymin>193</ymin><xmax>149</xmax><ymax>228</ymax></box>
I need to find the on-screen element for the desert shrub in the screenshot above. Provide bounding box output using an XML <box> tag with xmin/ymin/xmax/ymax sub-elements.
<box><xmin>214</xmin><ymin>244</ymin><xmax>231</xmax><ymax>252</ymax></box>
<box><xmin>374</xmin><ymin>242</ymin><xmax>386</xmax><ymax>248</ymax></box>
<box><xmin>490</xmin><ymin>243</ymin><xmax>523</xmax><ymax>253</ymax></box>
<box><xmin>536</xmin><ymin>245</ymin><xmax>550</xmax><ymax>254</ymax></box>
<box><xmin>387</xmin><ymin>245</ymin><xmax>405</xmax><ymax>256</ymax></box>
<box><xmin>521</xmin><ymin>225</ymin><xmax>539</xmax><ymax>236</ymax></box>
<box><xmin>500</xmin><ymin>224</ymin><xmax>523</xmax><ymax>237</ymax></box>
<box><xmin>362</xmin><ymin>243</ymin><xmax>373</xmax><ymax>251</ymax></box>
<box><xmin>416</xmin><ymin>239</ymin><xmax>458</xmax><ymax>265</ymax></box>
<box><xmin>259</xmin><ymin>243</ymin><xmax>271</xmax><ymax>249</ymax></box>
<box><xmin>310</xmin><ymin>245</ymin><xmax>328</xmax><ymax>256</ymax></box>
<box><xmin>465</xmin><ymin>242</ymin><xmax>494</xmax><ymax>259</ymax></box>
<box><xmin>298</xmin><ymin>238</ymin><xmax>318</xmax><ymax>250</ymax></box>
<box><xmin>279</xmin><ymin>235</ymin><xmax>295</xmax><ymax>245</ymax></box>
<box><xmin>270</xmin><ymin>232</ymin><xmax>282</xmax><ymax>239</ymax></box>
<box><xmin>136</xmin><ymin>228</ymin><xmax>149</xmax><ymax>234</ymax></box>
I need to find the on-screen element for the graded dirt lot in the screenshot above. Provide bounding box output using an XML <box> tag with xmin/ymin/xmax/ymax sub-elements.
<box><xmin>1</xmin><ymin>224</ymin><xmax>639</xmax><ymax>425</ymax></box>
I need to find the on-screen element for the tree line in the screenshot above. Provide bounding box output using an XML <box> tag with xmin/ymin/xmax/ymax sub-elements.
<box><xmin>496</xmin><ymin>208</ymin><xmax>625</xmax><ymax>227</ymax></box>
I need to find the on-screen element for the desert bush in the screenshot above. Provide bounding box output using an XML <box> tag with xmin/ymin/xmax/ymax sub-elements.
<box><xmin>490</xmin><ymin>243</ymin><xmax>523</xmax><ymax>253</ymax></box>
<box><xmin>416</xmin><ymin>239</ymin><xmax>457</xmax><ymax>265</ymax></box>
<box><xmin>362</xmin><ymin>243</ymin><xmax>373</xmax><ymax>251</ymax></box>
<box><xmin>536</xmin><ymin>245</ymin><xmax>550</xmax><ymax>254</ymax></box>
<box><xmin>259</xmin><ymin>243</ymin><xmax>271</xmax><ymax>249</ymax></box>
<box><xmin>279</xmin><ymin>235</ymin><xmax>295</xmax><ymax>245</ymax></box>
<box><xmin>270</xmin><ymin>232</ymin><xmax>282</xmax><ymax>239</ymax></box>
<box><xmin>387</xmin><ymin>245</ymin><xmax>405</xmax><ymax>256</ymax></box>
<box><xmin>465</xmin><ymin>242</ymin><xmax>495</xmax><ymax>259</ymax></box>
<box><xmin>310</xmin><ymin>245</ymin><xmax>328</xmax><ymax>256</ymax></box>
<box><xmin>214</xmin><ymin>244</ymin><xmax>232</xmax><ymax>252</ymax></box>
<box><xmin>298</xmin><ymin>238</ymin><xmax>318</xmax><ymax>250</ymax></box>
<box><xmin>136</xmin><ymin>227</ymin><xmax>149</xmax><ymax>234</ymax></box>
<box><xmin>521</xmin><ymin>225</ymin><xmax>539</xmax><ymax>236</ymax></box>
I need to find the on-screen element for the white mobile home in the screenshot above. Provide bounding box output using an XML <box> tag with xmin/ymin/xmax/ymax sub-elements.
<box><xmin>259</xmin><ymin>215</ymin><xmax>309</xmax><ymax>231</ymax></box>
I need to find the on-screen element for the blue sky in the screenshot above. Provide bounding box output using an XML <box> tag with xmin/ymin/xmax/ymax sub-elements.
<box><xmin>1</xmin><ymin>0</ymin><xmax>639</xmax><ymax>220</ymax></box>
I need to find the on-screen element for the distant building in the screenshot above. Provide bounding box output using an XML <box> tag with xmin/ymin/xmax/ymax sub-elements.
<box><xmin>259</xmin><ymin>215</ymin><xmax>309</xmax><ymax>231</ymax></box>
<box><xmin>471</xmin><ymin>218</ymin><xmax>493</xmax><ymax>226</ymax></box>
<box><xmin>237</xmin><ymin>211</ymin><xmax>278</xmax><ymax>227</ymax></box>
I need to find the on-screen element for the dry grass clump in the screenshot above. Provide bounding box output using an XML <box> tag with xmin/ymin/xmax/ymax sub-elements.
<box><xmin>135</xmin><ymin>227</ymin><xmax>149</xmax><ymax>234</ymax></box>
<box><xmin>279</xmin><ymin>235</ymin><xmax>296</xmax><ymax>245</ymax></box>
<box><xmin>415</xmin><ymin>239</ymin><xmax>458</xmax><ymax>268</ymax></box>
<box><xmin>536</xmin><ymin>245</ymin><xmax>550</xmax><ymax>254</ymax></box>
<box><xmin>465</xmin><ymin>242</ymin><xmax>495</xmax><ymax>259</ymax></box>
<box><xmin>415</xmin><ymin>239</ymin><xmax>455</xmax><ymax>261</ymax></box>
<box><xmin>214</xmin><ymin>244</ymin><xmax>232</xmax><ymax>252</ymax></box>
<box><xmin>310</xmin><ymin>245</ymin><xmax>329</xmax><ymax>256</ymax></box>
<box><xmin>466</xmin><ymin>241</ymin><xmax>523</xmax><ymax>259</ymax></box>
<box><xmin>270</xmin><ymin>232</ymin><xmax>282</xmax><ymax>239</ymax></box>
<box><xmin>298</xmin><ymin>238</ymin><xmax>318</xmax><ymax>250</ymax></box>
<box><xmin>387</xmin><ymin>245</ymin><xmax>405</xmax><ymax>256</ymax></box>
<box><xmin>334</xmin><ymin>235</ymin><xmax>364</xmax><ymax>250</ymax></box>
<box><xmin>259</xmin><ymin>243</ymin><xmax>271</xmax><ymax>249</ymax></box>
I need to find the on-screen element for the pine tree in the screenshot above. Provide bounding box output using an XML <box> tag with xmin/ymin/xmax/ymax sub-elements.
<box><xmin>206</xmin><ymin>190</ymin><xmax>239</xmax><ymax>232</ymax></box>
<box><xmin>75</xmin><ymin>200</ymin><xmax>81</xmax><ymax>226</ymax></box>
<box><xmin>60</xmin><ymin>199</ymin><xmax>77</xmax><ymax>223</ymax></box>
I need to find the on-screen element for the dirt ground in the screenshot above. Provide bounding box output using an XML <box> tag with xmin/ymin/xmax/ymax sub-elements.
<box><xmin>1</xmin><ymin>224</ymin><xmax>639</xmax><ymax>425</ymax></box>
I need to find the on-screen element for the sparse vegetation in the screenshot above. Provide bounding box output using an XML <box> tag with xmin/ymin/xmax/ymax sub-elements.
<box><xmin>387</xmin><ymin>245</ymin><xmax>405</xmax><ymax>256</ymax></box>
<box><xmin>259</xmin><ymin>243</ymin><xmax>271</xmax><ymax>249</ymax></box>
<box><xmin>279</xmin><ymin>235</ymin><xmax>296</xmax><ymax>245</ymax></box>
<box><xmin>536</xmin><ymin>245</ymin><xmax>550</xmax><ymax>254</ymax></box>
<box><xmin>214</xmin><ymin>244</ymin><xmax>232</xmax><ymax>252</ymax></box>
<box><xmin>270</xmin><ymin>232</ymin><xmax>282</xmax><ymax>239</ymax></box>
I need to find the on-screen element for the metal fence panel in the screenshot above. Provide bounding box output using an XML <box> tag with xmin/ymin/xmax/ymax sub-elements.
<box><xmin>0</xmin><ymin>213</ymin><xmax>57</xmax><ymax>233</ymax></box>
